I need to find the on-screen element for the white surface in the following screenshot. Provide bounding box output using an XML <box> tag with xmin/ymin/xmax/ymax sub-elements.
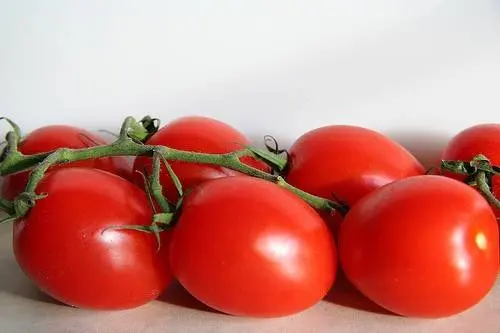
<box><xmin>1</xmin><ymin>1</ymin><xmax>500</xmax><ymax>145</ymax></box>
<box><xmin>1</xmin><ymin>1</ymin><xmax>500</xmax><ymax>332</ymax></box>
<box><xmin>0</xmin><ymin>222</ymin><xmax>499</xmax><ymax>333</ymax></box>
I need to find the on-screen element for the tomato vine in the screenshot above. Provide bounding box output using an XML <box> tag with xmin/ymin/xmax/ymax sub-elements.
<box><xmin>0</xmin><ymin>116</ymin><xmax>348</xmax><ymax>224</ymax></box>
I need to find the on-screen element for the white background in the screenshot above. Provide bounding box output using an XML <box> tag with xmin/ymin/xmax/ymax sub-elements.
<box><xmin>1</xmin><ymin>0</ymin><xmax>500</xmax><ymax>166</ymax></box>
<box><xmin>1</xmin><ymin>3</ymin><xmax>500</xmax><ymax>332</ymax></box>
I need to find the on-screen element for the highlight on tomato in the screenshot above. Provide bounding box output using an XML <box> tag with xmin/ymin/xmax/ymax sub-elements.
<box><xmin>13</xmin><ymin>168</ymin><xmax>172</xmax><ymax>310</ymax></box>
<box><xmin>339</xmin><ymin>175</ymin><xmax>499</xmax><ymax>318</ymax></box>
<box><xmin>1</xmin><ymin>125</ymin><xmax>131</xmax><ymax>200</ymax></box>
<box><xmin>169</xmin><ymin>176</ymin><xmax>337</xmax><ymax>317</ymax></box>
<box><xmin>284</xmin><ymin>125</ymin><xmax>424</xmax><ymax>235</ymax></box>
<box><xmin>133</xmin><ymin>116</ymin><xmax>269</xmax><ymax>202</ymax></box>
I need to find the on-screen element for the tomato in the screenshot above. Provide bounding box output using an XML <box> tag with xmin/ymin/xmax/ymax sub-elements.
<box><xmin>1</xmin><ymin>125</ymin><xmax>131</xmax><ymax>200</ymax></box>
<box><xmin>285</xmin><ymin>125</ymin><xmax>424</xmax><ymax>235</ymax></box>
<box><xmin>13</xmin><ymin>168</ymin><xmax>171</xmax><ymax>310</ymax></box>
<box><xmin>169</xmin><ymin>176</ymin><xmax>336</xmax><ymax>317</ymax></box>
<box><xmin>133</xmin><ymin>116</ymin><xmax>268</xmax><ymax>202</ymax></box>
<box><xmin>339</xmin><ymin>175</ymin><xmax>498</xmax><ymax>318</ymax></box>
<box><xmin>441</xmin><ymin>124</ymin><xmax>500</xmax><ymax>216</ymax></box>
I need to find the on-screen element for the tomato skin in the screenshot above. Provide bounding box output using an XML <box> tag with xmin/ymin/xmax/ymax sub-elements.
<box><xmin>132</xmin><ymin>116</ymin><xmax>268</xmax><ymax>202</ymax></box>
<box><xmin>287</xmin><ymin>125</ymin><xmax>424</xmax><ymax>205</ymax></box>
<box><xmin>285</xmin><ymin>125</ymin><xmax>424</xmax><ymax>235</ymax></box>
<box><xmin>1</xmin><ymin>125</ymin><xmax>131</xmax><ymax>200</ymax></box>
<box><xmin>13</xmin><ymin>168</ymin><xmax>171</xmax><ymax>310</ymax></box>
<box><xmin>169</xmin><ymin>176</ymin><xmax>337</xmax><ymax>317</ymax></box>
<box><xmin>339</xmin><ymin>175</ymin><xmax>498</xmax><ymax>318</ymax></box>
<box><xmin>442</xmin><ymin>124</ymin><xmax>500</xmax><ymax>216</ymax></box>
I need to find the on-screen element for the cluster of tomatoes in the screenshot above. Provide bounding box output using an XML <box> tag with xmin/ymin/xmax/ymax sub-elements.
<box><xmin>1</xmin><ymin>116</ymin><xmax>499</xmax><ymax>319</ymax></box>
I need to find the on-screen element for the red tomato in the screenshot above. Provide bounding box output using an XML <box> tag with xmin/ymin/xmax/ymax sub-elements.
<box><xmin>1</xmin><ymin>125</ymin><xmax>131</xmax><ymax>200</ymax></box>
<box><xmin>339</xmin><ymin>175</ymin><xmax>498</xmax><ymax>318</ymax></box>
<box><xmin>13</xmin><ymin>168</ymin><xmax>171</xmax><ymax>310</ymax></box>
<box><xmin>133</xmin><ymin>116</ymin><xmax>268</xmax><ymax>202</ymax></box>
<box><xmin>285</xmin><ymin>125</ymin><xmax>424</xmax><ymax>235</ymax></box>
<box><xmin>169</xmin><ymin>176</ymin><xmax>336</xmax><ymax>317</ymax></box>
<box><xmin>441</xmin><ymin>124</ymin><xmax>500</xmax><ymax>216</ymax></box>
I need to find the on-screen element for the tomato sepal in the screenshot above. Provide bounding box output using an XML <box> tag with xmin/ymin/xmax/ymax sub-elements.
<box><xmin>103</xmin><ymin>212</ymin><xmax>174</xmax><ymax>251</ymax></box>
<box><xmin>127</xmin><ymin>116</ymin><xmax>160</xmax><ymax>143</ymax></box>
<box><xmin>441</xmin><ymin>154</ymin><xmax>500</xmax><ymax>209</ymax></box>
<box><xmin>13</xmin><ymin>192</ymin><xmax>48</xmax><ymax>217</ymax></box>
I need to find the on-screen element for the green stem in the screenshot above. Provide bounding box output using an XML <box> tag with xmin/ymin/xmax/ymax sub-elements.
<box><xmin>276</xmin><ymin>176</ymin><xmax>347</xmax><ymax>215</ymax></box>
<box><xmin>1</xmin><ymin>117</ymin><xmax>22</xmax><ymax>145</ymax></box>
<box><xmin>158</xmin><ymin>153</ymin><xmax>183</xmax><ymax>197</ymax></box>
<box><xmin>441</xmin><ymin>155</ymin><xmax>500</xmax><ymax>210</ymax></box>
<box><xmin>22</xmin><ymin>141</ymin><xmax>149</xmax><ymax>191</ymax></box>
<box><xmin>1</xmin><ymin>117</ymin><xmax>347</xmax><ymax>218</ymax></box>
<box><xmin>475</xmin><ymin>171</ymin><xmax>500</xmax><ymax>209</ymax></box>
<box><xmin>149</xmin><ymin>152</ymin><xmax>172</xmax><ymax>213</ymax></box>
<box><xmin>0</xmin><ymin>198</ymin><xmax>14</xmax><ymax>215</ymax></box>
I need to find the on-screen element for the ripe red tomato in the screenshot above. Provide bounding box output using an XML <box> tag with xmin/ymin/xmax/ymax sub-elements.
<box><xmin>13</xmin><ymin>168</ymin><xmax>171</xmax><ymax>310</ymax></box>
<box><xmin>441</xmin><ymin>124</ymin><xmax>500</xmax><ymax>216</ymax></box>
<box><xmin>169</xmin><ymin>176</ymin><xmax>336</xmax><ymax>317</ymax></box>
<box><xmin>339</xmin><ymin>175</ymin><xmax>498</xmax><ymax>318</ymax></box>
<box><xmin>1</xmin><ymin>125</ymin><xmax>131</xmax><ymax>200</ymax></box>
<box><xmin>285</xmin><ymin>125</ymin><xmax>424</xmax><ymax>234</ymax></box>
<box><xmin>133</xmin><ymin>116</ymin><xmax>268</xmax><ymax>202</ymax></box>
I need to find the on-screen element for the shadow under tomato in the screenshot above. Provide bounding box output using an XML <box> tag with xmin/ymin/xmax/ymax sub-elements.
<box><xmin>0</xmin><ymin>255</ymin><xmax>62</xmax><ymax>306</ymax></box>
<box><xmin>325</xmin><ymin>270</ymin><xmax>395</xmax><ymax>316</ymax></box>
<box><xmin>158</xmin><ymin>280</ymin><xmax>221</xmax><ymax>314</ymax></box>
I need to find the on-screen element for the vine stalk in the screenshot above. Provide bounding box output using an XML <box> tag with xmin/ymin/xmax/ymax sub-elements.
<box><xmin>0</xmin><ymin>116</ymin><xmax>348</xmax><ymax>220</ymax></box>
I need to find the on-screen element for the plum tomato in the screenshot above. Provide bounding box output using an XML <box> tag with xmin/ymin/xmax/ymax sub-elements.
<box><xmin>169</xmin><ymin>176</ymin><xmax>336</xmax><ymax>317</ymax></box>
<box><xmin>285</xmin><ymin>125</ymin><xmax>424</xmax><ymax>235</ymax></box>
<box><xmin>13</xmin><ymin>168</ymin><xmax>171</xmax><ymax>310</ymax></box>
<box><xmin>339</xmin><ymin>175</ymin><xmax>499</xmax><ymax>318</ymax></box>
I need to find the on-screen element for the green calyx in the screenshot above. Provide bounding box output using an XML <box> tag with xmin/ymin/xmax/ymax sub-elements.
<box><xmin>441</xmin><ymin>154</ymin><xmax>500</xmax><ymax>209</ymax></box>
<box><xmin>102</xmin><ymin>212</ymin><xmax>175</xmax><ymax>251</ymax></box>
<box><xmin>127</xmin><ymin>116</ymin><xmax>160</xmax><ymax>143</ymax></box>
